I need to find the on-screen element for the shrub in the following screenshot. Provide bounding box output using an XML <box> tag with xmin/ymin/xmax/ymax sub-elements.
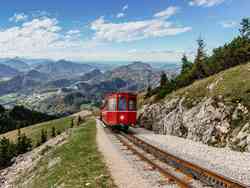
<box><xmin>0</xmin><ymin>137</ymin><xmax>16</xmax><ymax>168</ymax></box>
<box><xmin>70</xmin><ymin>119</ymin><xmax>74</xmax><ymax>128</ymax></box>
<box><xmin>40</xmin><ymin>129</ymin><xmax>48</xmax><ymax>144</ymax></box>
<box><xmin>16</xmin><ymin>129</ymin><xmax>32</xmax><ymax>155</ymax></box>
<box><xmin>51</xmin><ymin>127</ymin><xmax>56</xmax><ymax>137</ymax></box>
<box><xmin>56</xmin><ymin>129</ymin><xmax>61</xmax><ymax>135</ymax></box>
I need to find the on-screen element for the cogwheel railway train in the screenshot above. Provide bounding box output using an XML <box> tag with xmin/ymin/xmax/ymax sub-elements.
<box><xmin>100</xmin><ymin>92</ymin><xmax>137</xmax><ymax>130</ymax></box>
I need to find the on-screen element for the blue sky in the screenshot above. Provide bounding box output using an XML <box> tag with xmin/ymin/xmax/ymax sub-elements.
<box><xmin>0</xmin><ymin>0</ymin><xmax>249</xmax><ymax>63</ymax></box>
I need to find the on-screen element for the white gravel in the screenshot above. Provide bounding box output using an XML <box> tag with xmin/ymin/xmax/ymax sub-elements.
<box><xmin>130</xmin><ymin>128</ymin><xmax>250</xmax><ymax>186</ymax></box>
<box><xmin>96</xmin><ymin>120</ymin><xmax>177</xmax><ymax>188</ymax></box>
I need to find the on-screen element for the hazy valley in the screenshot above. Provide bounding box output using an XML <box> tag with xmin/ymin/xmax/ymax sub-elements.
<box><xmin>0</xmin><ymin>58</ymin><xmax>179</xmax><ymax>115</ymax></box>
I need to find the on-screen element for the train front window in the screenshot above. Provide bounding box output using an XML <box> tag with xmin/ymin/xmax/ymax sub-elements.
<box><xmin>108</xmin><ymin>98</ymin><xmax>116</xmax><ymax>111</ymax></box>
<box><xmin>118</xmin><ymin>96</ymin><xmax>127</xmax><ymax>111</ymax></box>
<box><xmin>129</xmin><ymin>99</ymin><xmax>136</xmax><ymax>111</ymax></box>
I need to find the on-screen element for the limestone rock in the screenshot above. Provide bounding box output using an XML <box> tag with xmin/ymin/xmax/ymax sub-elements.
<box><xmin>247</xmin><ymin>135</ymin><xmax>250</xmax><ymax>152</ymax></box>
<box><xmin>139</xmin><ymin>96</ymin><xmax>250</xmax><ymax>152</ymax></box>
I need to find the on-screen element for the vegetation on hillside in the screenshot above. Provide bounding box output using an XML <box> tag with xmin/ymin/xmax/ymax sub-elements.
<box><xmin>146</xmin><ymin>18</ymin><xmax>250</xmax><ymax>100</ymax></box>
<box><xmin>169</xmin><ymin>62</ymin><xmax>250</xmax><ymax>109</ymax></box>
<box><xmin>0</xmin><ymin>130</ymin><xmax>32</xmax><ymax>168</ymax></box>
<box><xmin>0</xmin><ymin>105</ymin><xmax>57</xmax><ymax>134</ymax></box>
<box><xmin>14</xmin><ymin>119</ymin><xmax>115</xmax><ymax>188</ymax></box>
<box><xmin>0</xmin><ymin>116</ymin><xmax>76</xmax><ymax>169</ymax></box>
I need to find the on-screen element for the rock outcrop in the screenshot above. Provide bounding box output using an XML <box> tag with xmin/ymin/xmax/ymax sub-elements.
<box><xmin>139</xmin><ymin>97</ymin><xmax>250</xmax><ymax>152</ymax></box>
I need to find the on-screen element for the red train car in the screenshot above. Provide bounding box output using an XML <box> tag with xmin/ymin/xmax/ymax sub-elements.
<box><xmin>100</xmin><ymin>92</ymin><xmax>137</xmax><ymax>130</ymax></box>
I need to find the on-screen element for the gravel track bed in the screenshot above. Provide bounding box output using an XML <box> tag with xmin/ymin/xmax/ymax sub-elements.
<box><xmin>96</xmin><ymin>120</ymin><xmax>177</xmax><ymax>188</ymax></box>
<box><xmin>130</xmin><ymin>128</ymin><xmax>250</xmax><ymax>186</ymax></box>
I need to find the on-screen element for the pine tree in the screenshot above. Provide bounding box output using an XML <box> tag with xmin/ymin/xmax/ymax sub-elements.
<box><xmin>193</xmin><ymin>37</ymin><xmax>208</xmax><ymax>79</ymax></box>
<box><xmin>240</xmin><ymin>18</ymin><xmax>250</xmax><ymax>39</ymax></box>
<box><xmin>0</xmin><ymin>105</ymin><xmax>5</xmax><ymax>114</ymax></box>
<box><xmin>146</xmin><ymin>85</ymin><xmax>152</xmax><ymax>95</ymax></box>
<box><xmin>40</xmin><ymin>129</ymin><xmax>47</xmax><ymax>144</ymax></box>
<box><xmin>160</xmin><ymin>72</ymin><xmax>169</xmax><ymax>88</ymax></box>
<box><xmin>51</xmin><ymin>127</ymin><xmax>56</xmax><ymax>137</ymax></box>
<box><xmin>181</xmin><ymin>54</ymin><xmax>193</xmax><ymax>73</ymax></box>
<box><xmin>0</xmin><ymin>137</ymin><xmax>16</xmax><ymax>167</ymax></box>
<box><xmin>145</xmin><ymin>85</ymin><xmax>152</xmax><ymax>98</ymax></box>
<box><xmin>70</xmin><ymin>119</ymin><xmax>74</xmax><ymax>128</ymax></box>
<box><xmin>77</xmin><ymin>116</ymin><xmax>81</xmax><ymax>126</ymax></box>
<box><xmin>147</xmin><ymin>85</ymin><xmax>152</xmax><ymax>93</ymax></box>
<box><xmin>16</xmin><ymin>129</ymin><xmax>32</xmax><ymax>154</ymax></box>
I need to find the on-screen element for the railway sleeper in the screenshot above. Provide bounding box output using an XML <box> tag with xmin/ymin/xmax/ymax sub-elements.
<box><xmin>124</xmin><ymin>133</ymin><xmax>247</xmax><ymax>188</ymax></box>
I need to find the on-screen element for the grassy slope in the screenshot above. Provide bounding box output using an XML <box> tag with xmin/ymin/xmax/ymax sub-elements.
<box><xmin>157</xmin><ymin>62</ymin><xmax>250</xmax><ymax>109</ymax></box>
<box><xmin>15</xmin><ymin>119</ymin><xmax>115</xmax><ymax>188</ymax></box>
<box><xmin>0</xmin><ymin>116</ymin><xmax>73</xmax><ymax>144</ymax></box>
<box><xmin>172</xmin><ymin>63</ymin><xmax>250</xmax><ymax>100</ymax></box>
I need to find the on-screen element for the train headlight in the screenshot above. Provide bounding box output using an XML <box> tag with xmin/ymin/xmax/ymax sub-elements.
<box><xmin>120</xmin><ymin>115</ymin><xmax>125</xmax><ymax>120</ymax></box>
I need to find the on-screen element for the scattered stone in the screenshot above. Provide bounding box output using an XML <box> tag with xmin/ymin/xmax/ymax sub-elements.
<box><xmin>48</xmin><ymin>157</ymin><xmax>61</xmax><ymax>169</ymax></box>
<box><xmin>0</xmin><ymin>132</ymin><xmax>69</xmax><ymax>188</ymax></box>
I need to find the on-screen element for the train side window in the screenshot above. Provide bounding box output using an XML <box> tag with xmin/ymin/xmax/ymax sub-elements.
<box><xmin>118</xmin><ymin>96</ymin><xmax>127</xmax><ymax>111</ymax></box>
<box><xmin>129</xmin><ymin>99</ymin><xmax>136</xmax><ymax>111</ymax></box>
<box><xmin>101</xmin><ymin>99</ymin><xmax>107</xmax><ymax>109</ymax></box>
<box><xmin>108</xmin><ymin>98</ymin><xmax>116</xmax><ymax>111</ymax></box>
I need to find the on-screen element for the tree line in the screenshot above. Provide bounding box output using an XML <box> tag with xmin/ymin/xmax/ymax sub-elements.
<box><xmin>146</xmin><ymin>18</ymin><xmax>250</xmax><ymax>99</ymax></box>
<box><xmin>0</xmin><ymin>105</ymin><xmax>57</xmax><ymax>134</ymax></box>
<box><xmin>0</xmin><ymin>116</ymin><xmax>84</xmax><ymax>169</ymax></box>
<box><xmin>0</xmin><ymin>126</ymin><xmax>58</xmax><ymax>168</ymax></box>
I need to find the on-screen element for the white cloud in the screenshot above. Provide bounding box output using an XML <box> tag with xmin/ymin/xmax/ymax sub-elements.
<box><xmin>0</xmin><ymin>10</ymin><xmax>191</xmax><ymax>62</ymax></box>
<box><xmin>31</xmin><ymin>10</ymin><xmax>51</xmax><ymax>18</ymax></box>
<box><xmin>91</xmin><ymin>7</ymin><xmax>191</xmax><ymax>43</ymax></box>
<box><xmin>122</xmin><ymin>5</ymin><xmax>128</xmax><ymax>11</ymax></box>
<box><xmin>9</xmin><ymin>13</ymin><xmax>28</xmax><ymax>22</ymax></box>
<box><xmin>128</xmin><ymin>49</ymin><xmax>138</xmax><ymax>53</ymax></box>
<box><xmin>0</xmin><ymin>16</ymin><xmax>98</xmax><ymax>60</ymax></box>
<box><xmin>189</xmin><ymin>0</ymin><xmax>225</xmax><ymax>7</ymax></box>
<box><xmin>220</xmin><ymin>21</ymin><xmax>238</xmax><ymax>28</ymax></box>
<box><xmin>116</xmin><ymin>13</ymin><xmax>125</xmax><ymax>18</ymax></box>
<box><xmin>67</xmin><ymin>29</ymin><xmax>81</xmax><ymax>35</ymax></box>
<box><xmin>154</xmin><ymin>6</ymin><xmax>179</xmax><ymax>19</ymax></box>
<box><xmin>125</xmin><ymin>49</ymin><xmax>195</xmax><ymax>62</ymax></box>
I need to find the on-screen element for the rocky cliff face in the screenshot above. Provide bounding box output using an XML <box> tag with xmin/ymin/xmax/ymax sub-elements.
<box><xmin>139</xmin><ymin>63</ymin><xmax>250</xmax><ymax>152</ymax></box>
<box><xmin>139</xmin><ymin>97</ymin><xmax>250</xmax><ymax>152</ymax></box>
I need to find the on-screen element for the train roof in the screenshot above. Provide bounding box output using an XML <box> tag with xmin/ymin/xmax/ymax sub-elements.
<box><xmin>104</xmin><ymin>92</ymin><xmax>137</xmax><ymax>98</ymax></box>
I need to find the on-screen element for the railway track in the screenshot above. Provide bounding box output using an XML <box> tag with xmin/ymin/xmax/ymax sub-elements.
<box><xmin>111</xmin><ymin>129</ymin><xmax>248</xmax><ymax>188</ymax></box>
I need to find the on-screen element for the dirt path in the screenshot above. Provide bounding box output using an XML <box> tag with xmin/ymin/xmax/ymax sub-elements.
<box><xmin>96</xmin><ymin>119</ymin><xmax>154</xmax><ymax>188</ymax></box>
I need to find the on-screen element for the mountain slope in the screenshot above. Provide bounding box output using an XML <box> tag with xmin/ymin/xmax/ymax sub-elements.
<box><xmin>0</xmin><ymin>64</ymin><xmax>20</xmax><ymax>78</ymax></box>
<box><xmin>35</xmin><ymin>60</ymin><xmax>93</xmax><ymax>79</ymax></box>
<box><xmin>104</xmin><ymin>62</ymin><xmax>160</xmax><ymax>89</ymax></box>
<box><xmin>0</xmin><ymin>70</ymin><xmax>50</xmax><ymax>95</ymax></box>
<box><xmin>0</xmin><ymin>59</ymin><xmax>30</xmax><ymax>72</ymax></box>
<box><xmin>139</xmin><ymin>62</ymin><xmax>250</xmax><ymax>152</ymax></box>
<box><xmin>80</xmin><ymin>69</ymin><xmax>102</xmax><ymax>81</ymax></box>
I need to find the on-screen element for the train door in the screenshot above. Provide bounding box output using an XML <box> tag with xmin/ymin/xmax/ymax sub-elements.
<box><xmin>107</xmin><ymin>96</ymin><xmax>117</xmax><ymax>125</ymax></box>
<box><xmin>128</xmin><ymin>96</ymin><xmax>137</xmax><ymax>125</ymax></box>
<box><xmin>117</xmin><ymin>95</ymin><xmax>128</xmax><ymax>125</ymax></box>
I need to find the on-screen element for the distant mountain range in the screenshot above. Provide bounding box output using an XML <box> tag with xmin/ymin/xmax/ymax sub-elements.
<box><xmin>0</xmin><ymin>58</ymin><xmax>30</xmax><ymax>72</ymax></box>
<box><xmin>0</xmin><ymin>58</ymin><xmax>179</xmax><ymax>96</ymax></box>
<box><xmin>35</xmin><ymin>59</ymin><xmax>93</xmax><ymax>79</ymax></box>
<box><xmin>0</xmin><ymin>57</ymin><xmax>180</xmax><ymax>114</ymax></box>
<box><xmin>0</xmin><ymin>64</ymin><xmax>20</xmax><ymax>78</ymax></box>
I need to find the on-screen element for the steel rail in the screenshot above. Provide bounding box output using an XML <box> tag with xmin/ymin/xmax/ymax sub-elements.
<box><xmin>121</xmin><ymin>132</ymin><xmax>249</xmax><ymax>188</ymax></box>
<box><xmin>115</xmin><ymin>133</ymin><xmax>193</xmax><ymax>188</ymax></box>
